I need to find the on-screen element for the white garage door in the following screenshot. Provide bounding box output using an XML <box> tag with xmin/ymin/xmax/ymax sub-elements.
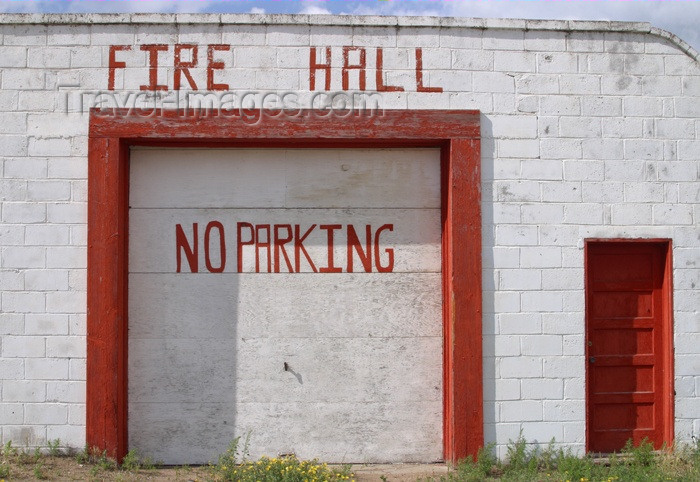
<box><xmin>128</xmin><ymin>148</ymin><xmax>442</xmax><ymax>464</ymax></box>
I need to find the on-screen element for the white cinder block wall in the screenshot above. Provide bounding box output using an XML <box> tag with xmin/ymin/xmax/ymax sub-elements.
<box><xmin>0</xmin><ymin>14</ymin><xmax>698</xmax><ymax>460</ymax></box>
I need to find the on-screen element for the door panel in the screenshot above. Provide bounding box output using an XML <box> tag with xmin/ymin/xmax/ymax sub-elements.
<box><xmin>586</xmin><ymin>241</ymin><xmax>672</xmax><ymax>453</ymax></box>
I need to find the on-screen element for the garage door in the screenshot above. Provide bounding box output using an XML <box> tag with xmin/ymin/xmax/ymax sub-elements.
<box><xmin>127</xmin><ymin>148</ymin><xmax>443</xmax><ymax>464</ymax></box>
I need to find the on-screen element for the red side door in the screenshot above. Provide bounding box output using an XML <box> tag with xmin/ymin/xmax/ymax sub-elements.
<box><xmin>586</xmin><ymin>241</ymin><xmax>672</xmax><ymax>453</ymax></box>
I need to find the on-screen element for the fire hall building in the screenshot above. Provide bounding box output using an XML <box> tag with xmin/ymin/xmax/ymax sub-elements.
<box><xmin>0</xmin><ymin>14</ymin><xmax>698</xmax><ymax>464</ymax></box>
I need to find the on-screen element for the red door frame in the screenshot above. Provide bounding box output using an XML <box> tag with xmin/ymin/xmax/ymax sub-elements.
<box><xmin>87</xmin><ymin>109</ymin><xmax>483</xmax><ymax>463</ymax></box>
<box><xmin>584</xmin><ymin>238</ymin><xmax>674</xmax><ymax>452</ymax></box>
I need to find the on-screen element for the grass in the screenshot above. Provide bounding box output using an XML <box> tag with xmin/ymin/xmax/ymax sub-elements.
<box><xmin>0</xmin><ymin>435</ymin><xmax>698</xmax><ymax>481</ymax></box>
<box><xmin>439</xmin><ymin>435</ymin><xmax>700</xmax><ymax>482</ymax></box>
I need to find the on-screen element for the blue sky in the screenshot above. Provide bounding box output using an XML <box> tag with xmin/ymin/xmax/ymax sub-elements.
<box><xmin>1</xmin><ymin>0</ymin><xmax>698</xmax><ymax>51</ymax></box>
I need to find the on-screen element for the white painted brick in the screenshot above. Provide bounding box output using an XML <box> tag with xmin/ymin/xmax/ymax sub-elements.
<box><xmin>541</xmin><ymin>139</ymin><xmax>582</xmax><ymax>159</ymax></box>
<box><xmin>495</xmin><ymin>181</ymin><xmax>541</xmax><ymax>202</ymax></box>
<box><xmin>542</xmin><ymin>313</ymin><xmax>583</xmax><ymax>336</ymax></box>
<box><xmin>559</xmin><ymin>117</ymin><xmax>601</xmax><ymax>138</ymax></box>
<box><xmin>1</xmin><ymin>246</ymin><xmax>45</xmax><ymax>269</ymax></box>
<box><xmin>24</xmin><ymin>270</ymin><xmax>69</xmax><ymax>291</ymax></box>
<box><xmin>559</xmin><ymin>74</ymin><xmax>600</xmax><ymax>95</ymax></box>
<box><xmin>1</xmin><ymin>69</ymin><xmax>44</xmax><ymax>90</ymax></box>
<box><xmin>562</xmin><ymin>335</ymin><xmax>583</xmax><ymax>356</ymax></box>
<box><xmin>582</xmin><ymin>96</ymin><xmax>622</xmax><ymax>117</ymax></box>
<box><xmin>581</xmin><ymin>139</ymin><xmax>624</xmax><ymax>160</ymax></box>
<box><xmin>2</xmin><ymin>425</ymin><xmax>47</xmax><ymax>446</ymax></box>
<box><xmin>624</xmin><ymin>139</ymin><xmax>664</xmax><ymax>160</ymax></box>
<box><xmin>3</xmin><ymin>158</ymin><xmax>47</xmax><ymax>179</ymax></box>
<box><xmin>642</xmin><ymin>77</ymin><xmax>681</xmax><ymax>97</ymax></box>
<box><xmin>46</xmin><ymin>247</ymin><xmax>86</xmax><ymax>269</ymax></box>
<box><xmin>25</xmin><ymin>358</ymin><xmax>69</xmax><ymax>380</ymax></box>
<box><xmin>604</xmin><ymin>160</ymin><xmax>646</xmax><ymax>181</ymax></box>
<box><xmin>563</xmin><ymin>160</ymin><xmax>604</xmax><ymax>181</ymax></box>
<box><xmin>451</xmin><ymin>49</ymin><xmax>493</xmax><ymax>71</ymax></box>
<box><xmin>541</xmin><ymin>182</ymin><xmax>581</xmax><ymax>203</ymax></box>
<box><xmin>521</xmin><ymin>378</ymin><xmax>563</xmax><ymax>399</ymax></box>
<box><xmin>0</xmin><ymin>404</ymin><xmax>24</xmax><ymax>424</ymax></box>
<box><xmin>495</xmin><ymin>225</ymin><xmax>539</xmax><ymax>246</ymax></box>
<box><xmin>521</xmin><ymin>204</ymin><xmax>564</xmax><ymax>225</ymax></box>
<box><xmin>2</xmin><ymin>202</ymin><xmax>46</xmax><ymax>224</ymax></box>
<box><xmin>69</xmin><ymin>314</ymin><xmax>86</xmax><ymax>337</ymax></box>
<box><xmin>24</xmin><ymin>403</ymin><xmax>68</xmax><ymax>425</ymax></box>
<box><xmin>2</xmin><ymin>335</ymin><xmax>45</xmax><ymax>357</ymax></box>
<box><xmin>521</xmin><ymin>291</ymin><xmax>563</xmax><ymax>312</ymax></box>
<box><xmin>473</xmin><ymin>72</ymin><xmax>514</xmax><ymax>93</ymax></box>
<box><xmin>2</xmin><ymin>381</ymin><xmax>45</xmax><ymax>402</ymax></box>
<box><xmin>28</xmin><ymin>138</ymin><xmax>72</xmax><ymax>157</ymax></box>
<box><xmin>483</xmin><ymin>30</ymin><xmax>524</xmax><ymax>50</ymax></box>
<box><xmin>27</xmin><ymin>47</ymin><xmax>71</xmax><ymax>69</ymax></box>
<box><xmin>564</xmin><ymin>204</ymin><xmax>604</xmax><ymax>225</ymax></box>
<box><xmin>68</xmin><ymin>269</ymin><xmax>87</xmax><ymax>291</ymax></box>
<box><xmin>0</xmin><ymin>46</ymin><xmax>28</xmax><ymax>68</ymax></box>
<box><xmin>567</xmin><ymin>32</ymin><xmax>604</xmax><ymax>53</ymax></box>
<box><xmin>25</xmin><ymin>314</ymin><xmax>69</xmax><ymax>336</ymax></box>
<box><xmin>492</xmin><ymin>379</ymin><xmax>520</xmax><ymax>401</ymax></box>
<box><xmin>46</xmin><ymin>203</ymin><xmax>86</xmax><ymax>224</ymax></box>
<box><xmin>488</xmin><ymin>247</ymin><xmax>519</xmax><ymax>269</ymax></box>
<box><xmin>515</xmin><ymin>75</ymin><xmax>559</xmax><ymax>95</ymax></box>
<box><xmin>45</xmin><ymin>291</ymin><xmax>86</xmax><ymax>314</ymax></box>
<box><xmin>27</xmin><ymin>114</ymin><xmax>88</xmax><ymax>138</ymax></box>
<box><xmin>494</xmin><ymin>51</ymin><xmax>535</xmax><ymax>72</ymax></box>
<box><xmin>540</xmin><ymin>95</ymin><xmax>580</xmax><ymax>116</ymax></box>
<box><xmin>0</xmin><ymin>313</ymin><xmax>25</xmax><ymax>336</ymax></box>
<box><xmin>497</xmin><ymin>139</ymin><xmax>539</xmax><ymax>159</ymax></box>
<box><xmin>537</xmin><ymin>116</ymin><xmax>558</xmax><ymax>137</ymax></box>
<box><xmin>521</xmin><ymin>161</ymin><xmax>563</xmax><ymax>181</ymax></box>
<box><xmin>543</xmin><ymin>356</ymin><xmax>583</xmax><ymax>379</ymax></box>
<box><xmin>69</xmin><ymin>358</ymin><xmax>85</xmax><ymax>381</ymax></box>
<box><xmin>659</xmin><ymin>162</ymin><xmax>698</xmax><ymax>182</ymax></box>
<box><xmin>0</xmin><ymin>112</ymin><xmax>26</xmax><ymax>134</ymax></box>
<box><xmin>46</xmin><ymin>381</ymin><xmax>84</xmax><ymax>404</ymax></box>
<box><xmin>499</xmin><ymin>313</ymin><xmax>541</xmax><ymax>335</ymax></box>
<box><xmin>524</xmin><ymin>31</ymin><xmax>566</xmax><ymax>51</ymax></box>
<box><xmin>0</xmin><ymin>359</ymin><xmax>24</xmax><ymax>379</ymax></box>
<box><xmin>653</xmin><ymin>204</ymin><xmax>693</xmax><ymax>225</ymax></box>
<box><xmin>611</xmin><ymin>204</ymin><xmax>652</xmax><ymax>225</ymax></box>
<box><xmin>561</xmin><ymin>248</ymin><xmax>583</xmax><ymax>269</ymax></box>
<box><xmin>536</xmin><ymin>52</ymin><xmax>577</xmax><ymax>73</ymax></box>
<box><xmin>492</xmin><ymin>93</ymin><xmax>518</xmax><ymax>114</ymax></box>
<box><xmin>541</xmin><ymin>268</ymin><xmax>583</xmax><ymax>290</ymax></box>
<box><xmin>581</xmin><ymin>182</ymin><xmax>624</xmax><ymax>203</ymax></box>
<box><xmin>45</xmin><ymin>336</ymin><xmax>85</xmax><ymax>359</ymax></box>
<box><xmin>678</xmin><ymin>183</ymin><xmax>700</xmax><ymax>203</ymax></box>
<box><xmin>500</xmin><ymin>356</ymin><xmax>542</xmax><ymax>379</ymax></box>
<box><xmin>46</xmin><ymin>425</ymin><xmax>84</xmax><ymax>447</ymax></box>
<box><xmin>501</xmin><ymin>401</ymin><xmax>542</xmax><ymax>422</ymax></box>
<box><xmin>603</xmin><ymin>117</ymin><xmax>644</xmax><ymax>138</ymax></box>
<box><xmin>602</xmin><ymin>75</ymin><xmax>642</xmax><ymax>95</ymax></box>
<box><xmin>655</xmin><ymin>119</ymin><xmax>695</xmax><ymax>139</ymax></box>
<box><xmin>68</xmin><ymin>404</ymin><xmax>85</xmax><ymax>425</ymax></box>
<box><xmin>626</xmin><ymin>55</ymin><xmax>664</xmax><ymax>76</ymax></box>
<box><xmin>675</xmin><ymin>99</ymin><xmax>700</xmax><ymax>119</ymax></box>
<box><xmin>449</xmin><ymin>92</ymin><xmax>493</xmax><ymax>112</ymax></box>
<box><xmin>70</xmin><ymin>180</ymin><xmax>88</xmax><ymax>203</ymax></box>
<box><xmin>0</xmin><ymin>269</ymin><xmax>24</xmax><ymax>291</ymax></box>
<box><xmin>0</xmin><ymin>180</ymin><xmax>27</xmax><ymax>202</ymax></box>
<box><xmin>1</xmin><ymin>291</ymin><xmax>45</xmax><ymax>313</ymax></box>
<box><xmin>24</xmin><ymin>225</ymin><xmax>71</xmax><ymax>247</ymax></box>
<box><xmin>493</xmin><ymin>292</ymin><xmax>520</xmax><ymax>313</ymax></box>
<box><xmin>0</xmin><ymin>135</ymin><xmax>28</xmax><ymax>156</ymax></box>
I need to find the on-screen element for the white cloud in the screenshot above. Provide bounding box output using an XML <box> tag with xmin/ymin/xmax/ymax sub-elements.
<box><xmin>299</xmin><ymin>4</ymin><xmax>332</xmax><ymax>15</ymax></box>
<box><xmin>250</xmin><ymin>7</ymin><xmax>266</xmax><ymax>14</ymax></box>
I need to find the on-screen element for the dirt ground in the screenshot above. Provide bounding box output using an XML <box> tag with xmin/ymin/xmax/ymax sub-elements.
<box><xmin>2</xmin><ymin>456</ymin><xmax>451</xmax><ymax>481</ymax></box>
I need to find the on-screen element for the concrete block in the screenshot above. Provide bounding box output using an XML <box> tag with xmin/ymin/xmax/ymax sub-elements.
<box><xmin>501</xmin><ymin>400</ymin><xmax>543</xmax><ymax>422</ymax></box>
<box><xmin>653</xmin><ymin>204</ymin><xmax>693</xmax><ymax>225</ymax></box>
<box><xmin>559</xmin><ymin>74</ymin><xmax>600</xmax><ymax>95</ymax></box>
<box><xmin>611</xmin><ymin>203</ymin><xmax>652</xmax><ymax>225</ymax></box>
<box><xmin>524</xmin><ymin>30</ymin><xmax>566</xmax><ymax>51</ymax></box>
<box><xmin>24</xmin><ymin>403</ymin><xmax>68</xmax><ymax>425</ymax></box>
<box><xmin>25</xmin><ymin>358</ymin><xmax>70</xmax><ymax>380</ymax></box>
<box><xmin>45</xmin><ymin>291</ymin><xmax>86</xmax><ymax>314</ymax></box>
<box><xmin>521</xmin><ymin>378</ymin><xmax>564</xmax><ymax>399</ymax></box>
<box><xmin>499</xmin><ymin>313</ymin><xmax>542</xmax><ymax>335</ymax></box>
<box><xmin>521</xmin><ymin>291</ymin><xmax>564</xmax><ymax>312</ymax></box>
<box><xmin>582</xmin><ymin>96</ymin><xmax>622</xmax><ymax>117</ymax></box>
<box><xmin>25</xmin><ymin>314</ymin><xmax>69</xmax><ymax>336</ymax></box>
<box><xmin>494</xmin><ymin>51</ymin><xmax>535</xmax><ymax>72</ymax></box>
<box><xmin>46</xmin><ymin>381</ymin><xmax>85</xmax><ymax>404</ymax></box>
<box><xmin>1</xmin><ymin>291</ymin><xmax>46</xmax><ymax>314</ymax></box>
<box><xmin>0</xmin><ymin>359</ymin><xmax>24</xmax><ymax>379</ymax></box>
<box><xmin>541</xmin><ymin>139</ymin><xmax>582</xmax><ymax>159</ymax></box>
<box><xmin>473</xmin><ymin>72</ymin><xmax>515</xmax><ymax>93</ymax></box>
<box><xmin>2</xmin><ymin>381</ymin><xmax>46</xmax><ymax>402</ymax></box>
<box><xmin>500</xmin><ymin>357</ymin><xmax>543</xmax><ymax>379</ymax></box>
<box><xmin>515</xmin><ymin>75</ymin><xmax>559</xmax><ymax>95</ymax></box>
<box><xmin>495</xmin><ymin>225</ymin><xmax>539</xmax><ymax>246</ymax></box>
<box><xmin>483</xmin><ymin>30</ymin><xmax>524</xmax><ymax>50</ymax></box>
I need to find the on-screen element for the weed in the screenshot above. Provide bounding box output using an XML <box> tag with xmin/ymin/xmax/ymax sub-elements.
<box><xmin>0</xmin><ymin>462</ymin><xmax>10</xmax><ymax>478</ymax></box>
<box><xmin>33</xmin><ymin>460</ymin><xmax>47</xmax><ymax>479</ymax></box>
<box><xmin>47</xmin><ymin>438</ymin><xmax>62</xmax><ymax>457</ymax></box>
<box><xmin>120</xmin><ymin>448</ymin><xmax>157</xmax><ymax>471</ymax></box>
<box><xmin>2</xmin><ymin>441</ymin><xmax>18</xmax><ymax>457</ymax></box>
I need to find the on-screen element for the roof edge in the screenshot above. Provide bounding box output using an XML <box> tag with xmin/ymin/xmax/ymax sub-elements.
<box><xmin>1</xmin><ymin>13</ymin><xmax>697</xmax><ymax>62</ymax></box>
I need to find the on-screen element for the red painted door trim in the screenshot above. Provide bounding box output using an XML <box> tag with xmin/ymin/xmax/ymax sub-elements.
<box><xmin>87</xmin><ymin>109</ymin><xmax>483</xmax><ymax>462</ymax></box>
<box><xmin>584</xmin><ymin>238</ymin><xmax>674</xmax><ymax>453</ymax></box>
